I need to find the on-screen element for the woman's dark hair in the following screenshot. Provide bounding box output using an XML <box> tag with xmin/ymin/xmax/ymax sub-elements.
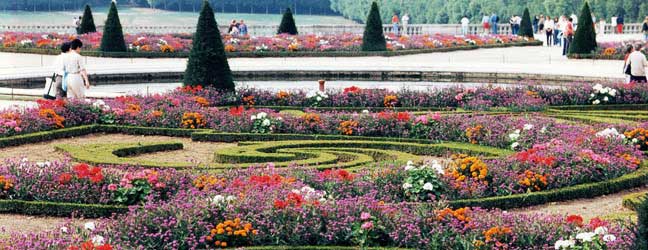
<box><xmin>60</xmin><ymin>42</ymin><xmax>71</xmax><ymax>53</ymax></box>
<box><xmin>625</xmin><ymin>44</ymin><xmax>634</xmax><ymax>54</ymax></box>
<box><xmin>70</xmin><ymin>39</ymin><xmax>83</xmax><ymax>50</ymax></box>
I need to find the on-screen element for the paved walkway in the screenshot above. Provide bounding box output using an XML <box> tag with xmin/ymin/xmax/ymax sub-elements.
<box><xmin>0</xmin><ymin>46</ymin><xmax>628</xmax><ymax>81</ymax></box>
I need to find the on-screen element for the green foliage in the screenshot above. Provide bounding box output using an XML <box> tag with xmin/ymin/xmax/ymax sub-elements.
<box><xmin>0</xmin><ymin>199</ymin><xmax>126</xmax><ymax>218</ymax></box>
<box><xmin>277</xmin><ymin>8</ymin><xmax>298</xmax><ymax>35</ymax></box>
<box><xmin>569</xmin><ymin>2</ymin><xmax>597</xmax><ymax>55</ymax></box>
<box><xmin>99</xmin><ymin>2</ymin><xmax>127</xmax><ymax>52</ymax></box>
<box><xmin>114</xmin><ymin>179</ymin><xmax>153</xmax><ymax>206</ymax></box>
<box><xmin>402</xmin><ymin>163</ymin><xmax>445</xmax><ymax>201</ymax></box>
<box><xmin>55</xmin><ymin>142</ymin><xmax>187</xmax><ymax>168</ymax></box>
<box><xmin>519</xmin><ymin>8</ymin><xmax>534</xmax><ymax>38</ymax></box>
<box><xmin>183</xmin><ymin>1</ymin><xmax>235</xmax><ymax>90</ymax></box>
<box><xmin>622</xmin><ymin>192</ymin><xmax>646</xmax><ymax>211</ymax></box>
<box><xmin>361</xmin><ymin>2</ymin><xmax>386</xmax><ymax>52</ymax></box>
<box><xmin>78</xmin><ymin>5</ymin><xmax>97</xmax><ymax>34</ymax></box>
<box><xmin>638</xmin><ymin>195</ymin><xmax>648</xmax><ymax>249</ymax></box>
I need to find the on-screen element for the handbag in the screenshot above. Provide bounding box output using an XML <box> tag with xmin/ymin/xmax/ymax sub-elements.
<box><xmin>625</xmin><ymin>63</ymin><xmax>632</xmax><ymax>75</ymax></box>
<box><xmin>43</xmin><ymin>73</ymin><xmax>57</xmax><ymax>100</ymax></box>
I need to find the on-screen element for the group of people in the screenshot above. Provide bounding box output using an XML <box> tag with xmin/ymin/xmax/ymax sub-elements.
<box><xmin>536</xmin><ymin>15</ymin><xmax>576</xmax><ymax>55</ymax></box>
<box><xmin>480</xmin><ymin>13</ymin><xmax>501</xmax><ymax>35</ymax></box>
<box><xmin>227</xmin><ymin>19</ymin><xmax>248</xmax><ymax>36</ymax></box>
<box><xmin>390</xmin><ymin>13</ymin><xmax>410</xmax><ymax>36</ymax></box>
<box><xmin>47</xmin><ymin>39</ymin><xmax>90</xmax><ymax>100</ymax></box>
<box><xmin>72</xmin><ymin>16</ymin><xmax>83</xmax><ymax>34</ymax></box>
<box><xmin>623</xmin><ymin>43</ymin><xmax>648</xmax><ymax>83</ymax></box>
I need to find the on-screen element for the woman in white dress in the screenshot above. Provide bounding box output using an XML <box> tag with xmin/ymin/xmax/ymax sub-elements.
<box><xmin>63</xmin><ymin>39</ymin><xmax>90</xmax><ymax>99</ymax></box>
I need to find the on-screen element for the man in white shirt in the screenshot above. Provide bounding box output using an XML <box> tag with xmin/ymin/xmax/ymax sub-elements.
<box><xmin>628</xmin><ymin>43</ymin><xmax>648</xmax><ymax>83</ymax></box>
<box><xmin>402</xmin><ymin>13</ymin><xmax>410</xmax><ymax>36</ymax></box>
<box><xmin>461</xmin><ymin>16</ymin><xmax>470</xmax><ymax>35</ymax></box>
<box><xmin>63</xmin><ymin>39</ymin><xmax>91</xmax><ymax>99</ymax></box>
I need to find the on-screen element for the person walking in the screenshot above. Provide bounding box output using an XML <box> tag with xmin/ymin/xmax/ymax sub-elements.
<box><xmin>461</xmin><ymin>15</ymin><xmax>470</xmax><ymax>35</ymax></box>
<box><xmin>642</xmin><ymin>17</ymin><xmax>648</xmax><ymax>41</ymax></box>
<box><xmin>570</xmin><ymin>13</ymin><xmax>578</xmax><ymax>29</ymax></box>
<box><xmin>509</xmin><ymin>15</ymin><xmax>517</xmax><ymax>35</ymax></box>
<box><xmin>402</xmin><ymin>13</ymin><xmax>410</xmax><ymax>36</ymax></box>
<box><xmin>554</xmin><ymin>16</ymin><xmax>564</xmax><ymax>47</ymax></box>
<box><xmin>628</xmin><ymin>43</ymin><xmax>648</xmax><ymax>83</ymax></box>
<box><xmin>562</xmin><ymin>17</ymin><xmax>574</xmax><ymax>56</ymax></box>
<box><xmin>52</xmin><ymin>42</ymin><xmax>70</xmax><ymax>100</ymax></box>
<box><xmin>239</xmin><ymin>19</ymin><xmax>248</xmax><ymax>36</ymax></box>
<box><xmin>490</xmin><ymin>13</ymin><xmax>499</xmax><ymax>35</ymax></box>
<box><xmin>616</xmin><ymin>14</ymin><xmax>624</xmax><ymax>34</ymax></box>
<box><xmin>533</xmin><ymin>15</ymin><xmax>539</xmax><ymax>34</ymax></box>
<box><xmin>62</xmin><ymin>39</ymin><xmax>90</xmax><ymax>99</ymax></box>
<box><xmin>481</xmin><ymin>14</ymin><xmax>490</xmax><ymax>34</ymax></box>
<box><xmin>391</xmin><ymin>13</ymin><xmax>400</xmax><ymax>36</ymax></box>
<box><xmin>544</xmin><ymin>16</ymin><xmax>554</xmax><ymax>46</ymax></box>
<box><xmin>538</xmin><ymin>15</ymin><xmax>545</xmax><ymax>34</ymax></box>
<box><xmin>227</xmin><ymin>19</ymin><xmax>237</xmax><ymax>34</ymax></box>
<box><xmin>623</xmin><ymin>44</ymin><xmax>634</xmax><ymax>83</ymax></box>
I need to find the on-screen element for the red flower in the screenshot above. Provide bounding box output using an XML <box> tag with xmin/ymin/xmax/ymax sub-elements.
<box><xmin>58</xmin><ymin>173</ymin><xmax>73</xmax><ymax>185</ymax></box>
<box><xmin>73</xmin><ymin>163</ymin><xmax>91</xmax><ymax>178</ymax></box>
<box><xmin>336</xmin><ymin>169</ymin><xmax>354</xmax><ymax>181</ymax></box>
<box><xmin>95</xmin><ymin>244</ymin><xmax>113</xmax><ymax>250</ymax></box>
<box><xmin>67</xmin><ymin>246</ymin><xmax>80</xmax><ymax>250</ymax></box>
<box><xmin>89</xmin><ymin>172</ymin><xmax>104</xmax><ymax>183</ymax></box>
<box><xmin>273</xmin><ymin>200</ymin><xmax>288</xmax><ymax>209</ymax></box>
<box><xmin>566</xmin><ymin>214</ymin><xmax>584</xmax><ymax>227</ymax></box>
<box><xmin>229</xmin><ymin>106</ymin><xmax>244</xmax><ymax>116</ymax></box>
<box><xmin>286</xmin><ymin>192</ymin><xmax>304</xmax><ymax>207</ymax></box>
<box><xmin>343</xmin><ymin>86</ymin><xmax>362</xmax><ymax>94</ymax></box>
<box><xmin>396</xmin><ymin>112</ymin><xmax>411</xmax><ymax>122</ymax></box>
<box><xmin>80</xmin><ymin>241</ymin><xmax>94</xmax><ymax>250</ymax></box>
<box><xmin>587</xmin><ymin>217</ymin><xmax>609</xmax><ymax>230</ymax></box>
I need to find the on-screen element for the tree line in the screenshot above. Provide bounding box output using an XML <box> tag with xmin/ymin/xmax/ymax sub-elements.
<box><xmin>0</xmin><ymin>0</ymin><xmax>336</xmax><ymax>15</ymax></box>
<box><xmin>330</xmin><ymin>0</ymin><xmax>648</xmax><ymax>24</ymax></box>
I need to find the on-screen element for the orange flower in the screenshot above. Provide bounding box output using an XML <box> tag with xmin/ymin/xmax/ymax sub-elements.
<box><xmin>447</xmin><ymin>154</ymin><xmax>489</xmax><ymax>186</ymax></box>
<box><xmin>338</xmin><ymin>120</ymin><xmax>358</xmax><ymax>135</ymax></box>
<box><xmin>517</xmin><ymin>170</ymin><xmax>548</xmax><ymax>191</ymax></box>
<box><xmin>125</xmin><ymin>104</ymin><xmax>142</xmax><ymax>115</ymax></box>
<box><xmin>0</xmin><ymin>175</ymin><xmax>14</xmax><ymax>191</ymax></box>
<box><xmin>194</xmin><ymin>96</ymin><xmax>210</xmax><ymax>107</ymax></box>
<box><xmin>276</xmin><ymin>91</ymin><xmax>290</xmax><ymax>100</ymax></box>
<box><xmin>437</xmin><ymin>207</ymin><xmax>471</xmax><ymax>223</ymax></box>
<box><xmin>465</xmin><ymin>125</ymin><xmax>484</xmax><ymax>144</ymax></box>
<box><xmin>602</xmin><ymin>47</ymin><xmax>616</xmax><ymax>56</ymax></box>
<box><xmin>181</xmin><ymin>112</ymin><xmax>206</xmax><ymax>129</ymax></box>
<box><xmin>38</xmin><ymin>108</ymin><xmax>65</xmax><ymax>128</ymax></box>
<box><xmin>193</xmin><ymin>175</ymin><xmax>226</xmax><ymax>191</ymax></box>
<box><xmin>160</xmin><ymin>44</ymin><xmax>175</xmax><ymax>53</ymax></box>
<box><xmin>383</xmin><ymin>95</ymin><xmax>398</xmax><ymax>108</ymax></box>
<box><xmin>242</xmin><ymin>96</ymin><xmax>255</xmax><ymax>107</ymax></box>
<box><xmin>483</xmin><ymin>226</ymin><xmax>512</xmax><ymax>243</ymax></box>
<box><xmin>206</xmin><ymin>218</ymin><xmax>255</xmax><ymax>248</ymax></box>
<box><xmin>224</xmin><ymin>44</ymin><xmax>236</xmax><ymax>52</ymax></box>
<box><xmin>301</xmin><ymin>113</ymin><xmax>322</xmax><ymax>127</ymax></box>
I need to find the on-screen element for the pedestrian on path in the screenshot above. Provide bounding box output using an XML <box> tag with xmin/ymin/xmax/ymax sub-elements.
<box><xmin>490</xmin><ymin>13</ymin><xmax>499</xmax><ymax>34</ymax></box>
<box><xmin>391</xmin><ymin>13</ymin><xmax>400</xmax><ymax>36</ymax></box>
<box><xmin>623</xmin><ymin>44</ymin><xmax>634</xmax><ymax>83</ymax></box>
<box><xmin>402</xmin><ymin>13</ymin><xmax>410</xmax><ymax>36</ymax></box>
<box><xmin>51</xmin><ymin>42</ymin><xmax>70</xmax><ymax>100</ymax></box>
<box><xmin>554</xmin><ymin>16</ymin><xmax>564</xmax><ymax>47</ymax></box>
<box><xmin>544</xmin><ymin>16</ymin><xmax>554</xmax><ymax>46</ymax></box>
<box><xmin>616</xmin><ymin>14</ymin><xmax>624</xmax><ymax>34</ymax></box>
<box><xmin>628</xmin><ymin>43</ymin><xmax>648</xmax><ymax>83</ymax></box>
<box><xmin>642</xmin><ymin>17</ymin><xmax>648</xmax><ymax>41</ymax></box>
<box><xmin>481</xmin><ymin>14</ymin><xmax>490</xmax><ymax>34</ymax></box>
<box><xmin>461</xmin><ymin>15</ymin><xmax>470</xmax><ymax>35</ymax></box>
<box><xmin>538</xmin><ymin>15</ymin><xmax>545</xmax><ymax>34</ymax></box>
<box><xmin>562</xmin><ymin>17</ymin><xmax>574</xmax><ymax>56</ymax></box>
<box><xmin>63</xmin><ymin>39</ymin><xmax>91</xmax><ymax>99</ymax></box>
<box><xmin>239</xmin><ymin>20</ymin><xmax>248</xmax><ymax>36</ymax></box>
<box><xmin>533</xmin><ymin>15</ymin><xmax>539</xmax><ymax>34</ymax></box>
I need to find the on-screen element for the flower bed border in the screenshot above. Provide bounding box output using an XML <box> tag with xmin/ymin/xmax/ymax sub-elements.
<box><xmin>0</xmin><ymin>41</ymin><xmax>542</xmax><ymax>58</ymax></box>
<box><xmin>0</xmin><ymin>199</ymin><xmax>127</xmax><ymax>218</ymax></box>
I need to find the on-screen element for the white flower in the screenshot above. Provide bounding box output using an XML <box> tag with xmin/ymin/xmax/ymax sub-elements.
<box><xmin>603</xmin><ymin>96</ymin><xmax>609</xmax><ymax>102</ymax></box>
<box><xmin>540</xmin><ymin>126</ymin><xmax>547</xmax><ymax>133</ymax></box>
<box><xmin>84</xmin><ymin>222</ymin><xmax>96</xmax><ymax>231</ymax></box>
<box><xmin>402</xmin><ymin>183</ymin><xmax>413</xmax><ymax>189</ymax></box>
<box><xmin>575</xmin><ymin>232</ymin><xmax>596</xmax><ymax>242</ymax></box>
<box><xmin>595</xmin><ymin>128</ymin><xmax>624</xmax><ymax>139</ymax></box>
<box><xmin>257</xmin><ymin>112</ymin><xmax>267</xmax><ymax>119</ymax></box>
<box><xmin>592</xmin><ymin>99</ymin><xmax>601</xmax><ymax>105</ymax></box>
<box><xmin>404</xmin><ymin>164</ymin><xmax>415</xmax><ymax>171</ymax></box>
<box><xmin>210</xmin><ymin>195</ymin><xmax>225</xmax><ymax>205</ymax></box>
<box><xmin>362</xmin><ymin>110</ymin><xmax>369</xmax><ymax>114</ymax></box>
<box><xmin>91</xmin><ymin>235</ymin><xmax>105</xmax><ymax>245</ymax></box>
<box><xmin>593</xmin><ymin>84</ymin><xmax>603</xmax><ymax>91</ymax></box>
<box><xmin>262</xmin><ymin>119</ymin><xmax>271</xmax><ymax>127</ymax></box>
<box><xmin>590</xmin><ymin>93</ymin><xmax>595</xmax><ymax>97</ymax></box>
<box><xmin>511</xmin><ymin>142</ymin><xmax>520</xmax><ymax>150</ymax></box>
<box><xmin>633</xmin><ymin>138</ymin><xmax>640</xmax><ymax>144</ymax></box>
<box><xmin>594</xmin><ymin>226</ymin><xmax>608</xmax><ymax>235</ymax></box>
<box><xmin>36</xmin><ymin>161</ymin><xmax>51</xmax><ymax>168</ymax></box>
<box><xmin>291</xmin><ymin>189</ymin><xmax>301</xmax><ymax>194</ymax></box>
<box><xmin>422</xmin><ymin>182</ymin><xmax>434</xmax><ymax>191</ymax></box>
<box><xmin>431</xmin><ymin>160</ymin><xmax>444</xmax><ymax>175</ymax></box>
<box><xmin>509</xmin><ymin>132</ymin><xmax>520</xmax><ymax>141</ymax></box>
<box><xmin>406</xmin><ymin>160</ymin><xmax>414</xmax><ymax>166</ymax></box>
<box><xmin>226</xmin><ymin>195</ymin><xmax>237</xmax><ymax>202</ymax></box>
<box><xmin>603</xmin><ymin>234</ymin><xmax>616</xmax><ymax>242</ymax></box>
<box><xmin>600</xmin><ymin>87</ymin><xmax>609</xmax><ymax>94</ymax></box>
<box><xmin>554</xmin><ymin>239</ymin><xmax>575</xmax><ymax>249</ymax></box>
<box><xmin>318</xmin><ymin>197</ymin><xmax>327</xmax><ymax>203</ymax></box>
<box><xmin>250</xmin><ymin>115</ymin><xmax>257</xmax><ymax>121</ymax></box>
<box><xmin>523</xmin><ymin>124</ymin><xmax>534</xmax><ymax>131</ymax></box>
<box><xmin>316</xmin><ymin>96</ymin><xmax>322</xmax><ymax>101</ymax></box>
<box><xmin>609</xmin><ymin>89</ymin><xmax>617</xmax><ymax>97</ymax></box>
<box><xmin>60</xmin><ymin>226</ymin><xmax>68</xmax><ymax>233</ymax></box>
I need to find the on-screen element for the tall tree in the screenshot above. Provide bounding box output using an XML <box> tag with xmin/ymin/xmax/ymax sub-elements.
<box><xmin>183</xmin><ymin>0</ymin><xmax>234</xmax><ymax>90</ymax></box>
<box><xmin>569</xmin><ymin>2</ymin><xmax>597</xmax><ymax>55</ymax></box>
<box><xmin>518</xmin><ymin>8</ymin><xmax>533</xmax><ymax>38</ymax></box>
<box><xmin>361</xmin><ymin>1</ymin><xmax>386</xmax><ymax>51</ymax></box>
<box><xmin>277</xmin><ymin>7</ymin><xmax>298</xmax><ymax>35</ymax></box>
<box><xmin>78</xmin><ymin>4</ymin><xmax>97</xmax><ymax>34</ymax></box>
<box><xmin>99</xmin><ymin>1</ymin><xmax>127</xmax><ymax>52</ymax></box>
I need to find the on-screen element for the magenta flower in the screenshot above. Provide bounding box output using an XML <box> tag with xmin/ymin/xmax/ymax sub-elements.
<box><xmin>360</xmin><ymin>212</ymin><xmax>371</xmax><ymax>220</ymax></box>
<box><xmin>361</xmin><ymin>221</ymin><xmax>374</xmax><ymax>230</ymax></box>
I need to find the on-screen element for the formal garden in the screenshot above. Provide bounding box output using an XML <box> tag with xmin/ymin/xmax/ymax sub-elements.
<box><xmin>1</xmin><ymin>1</ymin><xmax>648</xmax><ymax>250</ymax></box>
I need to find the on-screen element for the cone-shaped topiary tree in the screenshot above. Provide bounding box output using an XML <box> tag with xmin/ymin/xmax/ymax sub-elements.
<box><xmin>99</xmin><ymin>2</ymin><xmax>127</xmax><ymax>52</ymax></box>
<box><xmin>78</xmin><ymin>4</ymin><xmax>97</xmax><ymax>34</ymax></box>
<box><xmin>183</xmin><ymin>1</ymin><xmax>234</xmax><ymax>90</ymax></box>
<box><xmin>361</xmin><ymin>1</ymin><xmax>386</xmax><ymax>51</ymax></box>
<box><xmin>569</xmin><ymin>2</ymin><xmax>597</xmax><ymax>55</ymax></box>
<box><xmin>637</xmin><ymin>196</ymin><xmax>648</xmax><ymax>249</ymax></box>
<box><xmin>519</xmin><ymin>8</ymin><xmax>533</xmax><ymax>39</ymax></box>
<box><xmin>277</xmin><ymin>8</ymin><xmax>298</xmax><ymax>35</ymax></box>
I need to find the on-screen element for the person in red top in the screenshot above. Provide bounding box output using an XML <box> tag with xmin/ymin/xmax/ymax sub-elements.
<box><xmin>392</xmin><ymin>13</ymin><xmax>400</xmax><ymax>36</ymax></box>
<box><xmin>562</xmin><ymin>17</ymin><xmax>575</xmax><ymax>56</ymax></box>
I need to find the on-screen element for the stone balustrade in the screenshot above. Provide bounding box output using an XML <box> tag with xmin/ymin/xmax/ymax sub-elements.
<box><xmin>0</xmin><ymin>23</ymin><xmax>644</xmax><ymax>36</ymax></box>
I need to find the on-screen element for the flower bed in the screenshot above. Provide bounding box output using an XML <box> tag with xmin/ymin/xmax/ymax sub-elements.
<box><xmin>0</xmin><ymin>32</ymin><xmax>541</xmax><ymax>58</ymax></box>
<box><xmin>568</xmin><ymin>40</ymin><xmax>647</xmax><ymax>60</ymax></box>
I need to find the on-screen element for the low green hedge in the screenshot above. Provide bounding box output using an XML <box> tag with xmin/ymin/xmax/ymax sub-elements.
<box><xmin>449</xmin><ymin>164</ymin><xmax>648</xmax><ymax>209</ymax></box>
<box><xmin>56</xmin><ymin>142</ymin><xmax>189</xmax><ymax>169</ymax></box>
<box><xmin>623</xmin><ymin>192</ymin><xmax>647</xmax><ymax>211</ymax></box>
<box><xmin>0</xmin><ymin>41</ymin><xmax>542</xmax><ymax>58</ymax></box>
<box><xmin>0</xmin><ymin>125</ymin><xmax>99</xmax><ymax>148</ymax></box>
<box><xmin>549</xmin><ymin>104</ymin><xmax>648</xmax><ymax>111</ymax></box>
<box><xmin>244</xmin><ymin>247</ymin><xmax>410</xmax><ymax>250</ymax></box>
<box><xmin>0</xmin><ymin>199</ymin><xmax>127</xmax><ymax>218</ymax></box>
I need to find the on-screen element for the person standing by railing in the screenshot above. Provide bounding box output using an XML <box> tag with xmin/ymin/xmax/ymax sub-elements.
<box><xmin>402</xmin><ymin>13</ymin><xmax>410</xmax><ymax>36</ymax></box>
<box><xmin>533</xmin><ymin>15</ymin><xmax>539</xmax><ymax>34</ymax></box>
<box><xmin>642</xmin><ymin>17</ymin><xmax>648</xmax><ymax>41</ymax></box>
<box><xmin>490</xmin><ymin>13</ymin><xmax>499</xmax><ymax>35</ymax></box>
<box><xmin>239</xmin><ymin>20</ymin><xmax>248</xmax><ymax>36</ymax></box>
<box><xmin>562</xmin><ymin>17</ymin><xmax>574</xmax><ymax>56</ymax></box>
<box><xmin>617</xmin><ymin>15</ymin><xmax>624</xmax><ymax>34</ymax></box>
<box><xmin>481</xmin><ymin>14</ymin><xmax>490</xmax><ymax>34</ymax></box>
<box><xmin>544</xmin><ymin>16</ymin><xmax>554</xmax><ymax>46</ymax></box>
<box><xmin>391</xmin><ymin>13</ymin><xmax>400</xmax><ymax>36</ymax></box>
<box><xmin>461</xmin><ymin>15</ymin><xmax>470</xmax><ymax>35</ymax></box>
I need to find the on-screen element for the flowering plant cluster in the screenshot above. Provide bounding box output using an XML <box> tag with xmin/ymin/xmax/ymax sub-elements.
<box><xmin>305</xmin><ymin>90</ymin><xmax>329</xmax><ymax>107</ymax></box>
<box><xmin>595</xmin><ymin>40</ymin><xmax>648</xmax><ymax>58</ymax></box>
<box><xmin>205</xmin><ymin>218</ymin><xmax>257</xmax><ymax>248</ymax></box>
<box><xmin>402</xmin><ymin>160</ymin><xmax>445</xmax><ymax>201</ymax></box>
<box><xmin>554</xmin><ymin>215</ymin><xmax>619</xmax><ymax>249</ymax></box>
<box><xmin>112</xmin><ymin>169</ymin><xmax>167</xmax><ymax>205</ymax></box>
<box><xmin>251</xmin><ymin>112</ymin><xmax>281</xmax><ymax>134</ymax></box>
<box><xmin>589</xmin><ymin>84</ymin><xmax>618</xmax><ymax>105</ymax></box>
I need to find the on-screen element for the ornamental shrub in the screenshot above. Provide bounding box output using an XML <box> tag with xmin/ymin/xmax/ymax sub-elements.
<box><xmin>569</xmin><ymin>2</ymin><xmax>597</xmax><ymax>55</ymax></box>
<box><xmin>99</xmin><ymin>2</ymin><xmax>127</xmax><ymax>52</ymax></box>
<box><xmin>361</xmin><ymin>2</ymin><xmax>386</xmax><ymax>51</ymax></box>
<box><xmin>519</xmin><ymin>8</ymin><xmax>533</xmax><ymax>39</ymax></box>
<box><xmin>638</xmin><ymin>197</ymin><xmax>648</xmax><ymax>249</ymax></box>
<box><xmin>78</xmin><ymin>4</ymin><xmax>97</xmax><ymax>34</ymax></box>
<box><xmin>183</xmin><ymin>1</ymin><xmax>234</xmax><ymax>90</ymax></box>
<box><xmin>277</xmin><ymin>8</ymin><xmax>298</xmax><ymax>35</ymax></box>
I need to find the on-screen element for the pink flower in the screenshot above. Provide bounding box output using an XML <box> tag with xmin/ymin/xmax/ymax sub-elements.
<box><xmin>360</xmin><ymin>212</ymin><xmax>371</xmax><ymax>220</ymax></box>
<box><xmin>430</xmin><ymin>112</ymin><xmax>441</xmax><ymax>121</ymax></box>
<box><xmin>155</xmin><ymin>182</ymin><xmax>166</xmax><ymax>189</ymax></box>
<box><xmin>414</xmin><ymin>115</ymin><xmax>428</xmax><ymax>125</ymax></box>
<box><xmin>455</xmin><ymin>93</ymin><xmax>464</xmax><ymax>101</ymax></box>
<box><xmin>361</xmin><ymin>221</ymin><xmax>373</xmax><ymax>230</ymax></box>
<box><xmin>107</xmin><ymin>184</ymin><xmax>118</xmax><ymax>191</ymax></box>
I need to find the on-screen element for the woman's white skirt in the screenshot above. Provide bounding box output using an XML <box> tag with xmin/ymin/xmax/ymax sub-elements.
<box><xmin>65</xmin><ymin>74</ymin><xmax>85</xmax><ymax>99</ymax></box>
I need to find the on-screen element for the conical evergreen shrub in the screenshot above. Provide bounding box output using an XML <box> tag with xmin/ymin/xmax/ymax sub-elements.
<box><xmin>99</xmin><ymin>2</ymin><xmax>127</xmax><ymax>52</ymax></box>
<box><xmin>637</xmin><ymin>196</ymin><xmax>648</xmax><ymax>249</ymax></box>
<box><xmin>78</xmin><ymin>4</ymin><xmax>97</xmax><ymax>34</ymax></box>
<box><xmin>519</xmin><ymin>8</ymin><xmax>534</xmax><ymax>39</ymax></box>
<box><xmin>277</xmin><ymin>8</ymin><xmax>298</xmax><ymax>35</ymax></box>
<box><xmin>183</xmin><ymin>1</ymin><xmax>234</xmax><ymax>90</ymax></box>
<box><xmin>361</xmin><ymin>2</ymin><xmax>386</xmax><ymax>51</ymax></box>
<box><xmin>569</xmin><ymin>2</ymin><xmax>597</xmax><ymax>54</ymax></box>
